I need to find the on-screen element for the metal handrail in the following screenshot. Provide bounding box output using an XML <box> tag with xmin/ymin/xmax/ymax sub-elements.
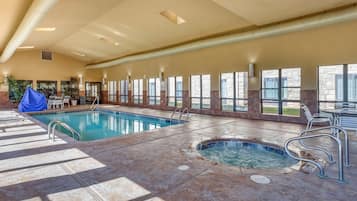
<box><xmin>179</xmin><ymin>107</ymin><xmax>190</xmax><ymax>120</ymax></box>
<box><xmin>170</xmin><ymin>108</ymin><xmax>181</xmax><ymax>120</ymax></box>
<box><xmin>299</xmin><ymin>126</ymin><xmax>350</xmax><ymax>167</ymax></box>
<box><xmin>285</xmin><ymin>134</ymin><xmax>344</xmax><ymax>182</ymax></box>
<box><xmin>48</xmin><ymin>120</ymin><xmax>81</xmax><ymax>142</ymax></box>
<box><xmin>90</xmin><ymin>96</ymin><xmax>98</xmax><ymax>111</ymax></box>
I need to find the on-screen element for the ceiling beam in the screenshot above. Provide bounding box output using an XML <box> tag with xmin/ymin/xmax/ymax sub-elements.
<box><xmin>0</xmin><ymin>0</ymin><xmax>58</xmax><ymax>63</ymax></box>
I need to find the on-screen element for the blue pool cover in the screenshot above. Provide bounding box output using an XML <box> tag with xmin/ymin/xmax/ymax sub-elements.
<box><xmin>18</xmin><ymin>87</ymin><xmax>47</xmax><ymax>112</ymax></box>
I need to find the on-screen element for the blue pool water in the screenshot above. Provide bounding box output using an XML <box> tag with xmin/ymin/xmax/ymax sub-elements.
<box><xmin>197</xmin><ymin>139</ymin><xmax>297</xmax><ymax>169</ymax></box>
<box><xmin>32</xmin><ymin>110</ymin><xmax>183</xmax><ymax>141</ymax></box>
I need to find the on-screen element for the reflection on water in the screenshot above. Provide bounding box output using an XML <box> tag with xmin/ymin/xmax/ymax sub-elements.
<box><xmin>32</xmin><ymin>111</ymin><xmax>181</xmax><ymax>141</ymax></box>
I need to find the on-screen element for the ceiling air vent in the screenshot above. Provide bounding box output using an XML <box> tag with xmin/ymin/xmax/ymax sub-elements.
<box><xmin>41</xmin><ymin>50</ymin><xmax>53</xmax><ymax>60</ymax></box>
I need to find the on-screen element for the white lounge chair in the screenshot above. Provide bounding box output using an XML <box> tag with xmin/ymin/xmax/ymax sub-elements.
<box><xmin>301</xmin><ymin>103</ymin><xmax>332</xmax><ymax>129</ymax></box>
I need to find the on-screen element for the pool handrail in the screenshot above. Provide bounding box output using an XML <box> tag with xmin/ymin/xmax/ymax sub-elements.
<box><xmin>179</xmin><ymin>107</ymin><xmax>190</xmax><ymax>120</ymax></box>
<box><xmin>90</xmin><ymin>96</ymin><xmax>98</xmax><ymax>111</ymax></box>
<box><xmin>48</xmin><ymin>120</ymin><xmax>81</xmax><ymax>142</ymax></box>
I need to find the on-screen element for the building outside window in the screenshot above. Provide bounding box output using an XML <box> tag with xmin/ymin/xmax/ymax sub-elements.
<box><xmin>37</xmin><ymin>80</ymin><xmax>57</xmax><ymax>98</ymax></box>
<box><xmin>318</xmin><ymin>64</ymin><xmax>357</xmax><ymax>110</ymax></box>
<box><xmin>167</xmin><ymin>76</ymin><xmax>183</xmax><ymax>107</ymax></box>
<box><xmin>133</xmin><ymin>79</ymin><xmax>143</xmax><ymax>104</ymax></box>
<box><xmin>120</xmin><ymin>80</ymin><xmax>129</xmax><ymax>103</ymax></box>
<box><xmin>148</xmin><ymin>78</ymin><xmax>160</xmax><ymax>105</ymax></box>
<box><xmin>261</xmin><ymin>68</ymin><xmax>301</xmax><ymax>116</ymax></box>
<box><xmin>221</xmin><ymin>72</ymin><xmax>248</xmax><ymax>112</ymax></box>
<box><xmin>191</xmin><ymin>74</ymin><xmax>211</xmax><ymax>109</ymax></box>
<box><xmin>108</xmin><ymin>81</ymin><xmax>117</xmax><ymax>103</ymax></box>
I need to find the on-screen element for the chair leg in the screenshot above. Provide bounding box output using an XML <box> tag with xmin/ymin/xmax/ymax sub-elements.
<box><xmin>306</xmin><ymin>121</ymin><xmax>311</xmax><ymax>130</ymax></box>
<box><xmin>309</xmin><ymin>121</ymin><xmax>313</xmax><ymax>129</ymax></box>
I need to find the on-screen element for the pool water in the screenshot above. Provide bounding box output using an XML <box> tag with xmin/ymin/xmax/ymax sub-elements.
<box><xmin>32</xmin><ymin>110</ymin><xmax>183</xmax><ymax>141</ymax></box>
<box><xmin>197</xmin><ymin>139</ymin><xmax>297</xmax><ymax>169</ymax></box>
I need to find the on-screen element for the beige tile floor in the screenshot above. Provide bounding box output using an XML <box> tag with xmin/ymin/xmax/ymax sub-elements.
<box><xmin>0</xmin><ymin>105</ymin><xmax>356</xmax><ymax>201</ymax></box>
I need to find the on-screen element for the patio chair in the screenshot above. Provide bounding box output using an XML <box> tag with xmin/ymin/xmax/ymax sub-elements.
<box><xmin>63</xmin><ymin>96</ymin><xmax>70</xmax><ymax>107</ymax></box>
<box><xmin>301</xmin><ymin>103</ymin><xmax>332</xmax><ymax>129</ymax></box>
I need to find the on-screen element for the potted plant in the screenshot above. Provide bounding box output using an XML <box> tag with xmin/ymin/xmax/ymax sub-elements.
<box><xmin>6</xmin><ymin>76</ymin><xmax>31</xmax><ymax>105</ymax></box>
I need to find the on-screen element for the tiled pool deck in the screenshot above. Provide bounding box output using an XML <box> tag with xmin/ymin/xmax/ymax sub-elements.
<box><xmin>0</xmin><ymin>105</ymin><xmax>356</xmax><ymax>201</ymax></box>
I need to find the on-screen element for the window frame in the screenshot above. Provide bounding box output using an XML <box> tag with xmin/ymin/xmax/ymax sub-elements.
<box><xmin>190</xmin><ymin>74</ymin><xmax>211</xmax><ymax>110</ymax></box>
<box><xmin>318</xmin><ymin>64</ymin><xmax>357</xmax><ymax>111</ymax></box>
<box><xmin>148</xmin><ymin>78</ymin><xmax>161</xmax><ymax>105</ymax></box>
<box><xmin>108</xmin><ymin>80</ymin><xmax>117</xmax><ymax>103</ymax></box>
<box><xmin>132</xmin><ymin>79</ymin><xmax>143</xmax><ymax>104</ymax></box>
<box><xmin>261</xmin><ymin>68</ymin><xmax>301</xmax><ymax>116</ymax></box>
<box><xmin>120</xmin><ymin>80</ymin><xmax>129</xmax><ymax>104</ymax></box>
<box><xmin>220</xmin><ymin>72</ymin><xmax>248</xmax><ymax>112</ymax></box>
<box><xmin>167</xmin><ymin>76</ymin><xmax>183</xmax><ymax>107</ymax></box>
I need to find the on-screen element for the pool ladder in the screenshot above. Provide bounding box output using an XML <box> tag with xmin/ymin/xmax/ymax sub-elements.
<box><xmin>284</xmin><ymin>126</ymin><xmax>350</xmax><ymax>183</ymax></box>
<box><xmin>48</xmin><ymin>120</ymin><xmax>81</xmax><ymax>142</ymax></box>
<box><xmin>90</xmin><ymin>96</ymin><xmax>98</xmax><ymax>111</ymax></box>
<box><xmin>170</xmin><ymin>107</ymin><xmax>190</xmax><ymax>121</ymax></box>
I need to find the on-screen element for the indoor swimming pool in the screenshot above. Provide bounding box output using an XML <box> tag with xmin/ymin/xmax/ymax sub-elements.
<box><xmin>32</xmin><ymin>110</ymin><xmax>183</xmax><ymax>141</ymax></box>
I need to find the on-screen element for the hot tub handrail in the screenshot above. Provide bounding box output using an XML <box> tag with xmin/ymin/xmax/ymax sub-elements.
<box><xmin>299</xmin><ymin>126</ymin><xmax>350</xmax><ymax>167</ymax></box>
<box><xmin>48</xmin><ymin>120</ymin><xmax>81</xmax><ymax>142</ymax></box>
<box><xmin>284</xmin><ymin>133</ymin><xmax>345</xmax><ymax>182</ymax></box>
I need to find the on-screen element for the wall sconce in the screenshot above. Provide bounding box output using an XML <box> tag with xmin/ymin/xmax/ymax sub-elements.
<box><xmin>102</xmin><ymin>74</ymin><xmax>107</xmax><ymax>88</ymax></box>
<box><xmin>78</xmin><ymin>74</ymin><xmax>83</xmax><ymax>89</ymax></box>
<box><xmin>159</xmin><ymin>71</ymin><xmax>164</xmax><ymax>81</ymax></box>
<box><xmin>248</xmin><ymin>63</ymin><xmax>255</xmax><ymax>78</ymax></box>
<box><xmin>3</xmin><ymin>72</ymin><xmax>8</xmax><ymax>85</ymax></box>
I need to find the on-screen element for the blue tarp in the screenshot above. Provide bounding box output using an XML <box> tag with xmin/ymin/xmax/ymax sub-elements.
<box><xmin>18</xmin><ymin>87</ymin><xmax>47</xmax><ymax>112</ymax></box>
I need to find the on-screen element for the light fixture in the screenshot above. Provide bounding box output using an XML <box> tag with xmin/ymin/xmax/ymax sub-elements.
<box><xmin>249</xmin><ymin>63</ymin><xmax>255</xmax><ymax>78</ymax></box>
<box><xmin>73</xmin><ymin>52</ymin><xmax>86</xmax><ymax>57</ymax></box>
<box><xmin>78</xmin><ymin>74</ymin><xmax>83</xmax><ymax>89</ymax></box>
<box><xmin>114</xmin><ymin>42</ymin><xmax>119</xmax><ymax>46</ymax></box>
<box><xmin>35</xmin><ymin>27</ymin><xmax>56</xmax><ymax>32</ymax></box>
<box><xmin>160</xmin><ymin>10</ymin><xmax>186</xmax><ymax>25</ymax></box>
<box><xmin>160</xmin><ymin>71</ymin><xmax>164</xmax><ymax>81</ymax></box>
<box><xmin>3</xmin><ymin>72</ymin><xmax>8</xmax><ymax>85</ymax></box>
<box><xmin>17</xmin><ymin>46</ymin><xmax>35</xmax><ymax>49</ymax></box>
<box><xmin>102</xmin><ymin>74</ymin><xmax>107</xmax><ymax>88</ymax></box>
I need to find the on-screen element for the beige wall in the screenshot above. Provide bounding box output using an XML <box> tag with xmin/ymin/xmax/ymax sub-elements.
<box><xmin>102</xmin><ymin>20</ymin><xmax>357</xmax><ymax>91</ymax></box>
<box><xmin>0</xmin><ymin>50</ymin><xmax>102</xmax><ymax>91</ymax></box>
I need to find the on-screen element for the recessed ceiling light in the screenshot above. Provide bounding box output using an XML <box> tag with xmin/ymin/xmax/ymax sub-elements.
<box><xmin>160</xmin><ymin>10</ymin><xmax>186</xmax><ymax>25</ymax></box>
<box><xmin>35</xmin><ymin>27</ymin><xmax>56</xmax><ymax>32</ymax></box>
<box><xmin>72</xmin><ymin>51</ymin><xmax>86</xmax><ymax>57</ymax></box>
<box><xmin>114</xmin><ymin>42</ymin><xmax>119</xmax><ymax>46</ymax></box>
<box><xmin>17</xmin><ymin>46</ymin><xmax>35</xmax><ymax>49</ymax></box>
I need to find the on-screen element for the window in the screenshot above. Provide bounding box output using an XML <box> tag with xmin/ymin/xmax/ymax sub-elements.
<box><xmin>261</xmin><ymin>68</ymin><xmax>301</xmax><ymax>116</ymax></box>
<box><xmin>120</xmin><ymin>80</ymin><xmax>129</xmax><ymax>103</ymax></box>
<box><xmin>167</xmin><ymin>76</ymin><xmax>183</xmax><ymax>107</ymax></box>
<box><xmin>148</xmin><ymin>78</ymin><xmax>160</xmax><ymax>105</ymax></box>
<box><xmin>85</xmin><ymin>82</ymin><xmax>101</xmax><ymax>103</ymax></box>
<box><xmin>220</xmin><ymin>72</ymin><xmax>248</xmax><ymax>112</ymax></box>
<box><xmin>8</xmin><ymin>80</ymin><xmax>33</xmax><ymax>102</ymax></box>
<box><xmin>60</xmin><ymin>81</ymin><xmax>70</xmax><ymax>95</ymax></box>
<box><xmin>108</xmin><ymin>81</ymin><xmax>117</xmax><ymax>102</ymax></box>
<box><xmin>318</xmin><ymin>64</ymin><xmax>357</xmax><ymax>110</ymax></box>
<box><xmin>133</xmin><ymin>79</ymin><xmax>143</xmax><ymax>104</ymax></box>
<box><xmin>191</xmin><ymin>74</ymin><xmax>211</xmax><ymax>109</ymax></box>
<box><xmin>37</xmin><ymin>80</ymin><xmax>57</xmax><ymax>98</ymax></box>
